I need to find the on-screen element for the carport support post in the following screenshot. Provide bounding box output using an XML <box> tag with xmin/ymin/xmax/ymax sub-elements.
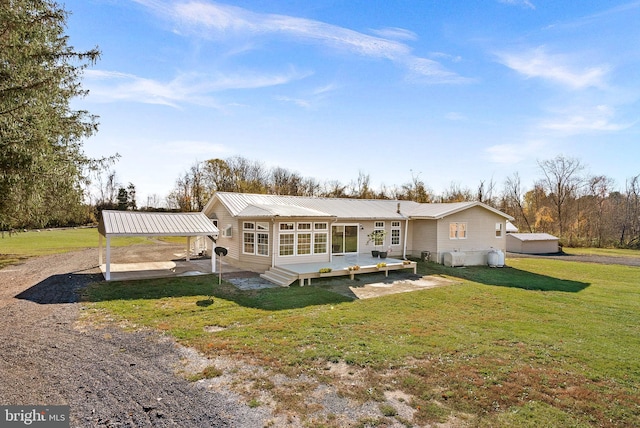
<box><xmin>99</xmin><ymin>233</ymin><xmax>103</xmax><ymax>266</ymax></box>
<box><xmin>105</xmin><ymin>235</ymin><xmax>111</xmax><ymax>281</ymax></box>
<box><xmin>186</xmin><ymin>237</ymin><xmax>191</xmax><ymax>261</ymax></box>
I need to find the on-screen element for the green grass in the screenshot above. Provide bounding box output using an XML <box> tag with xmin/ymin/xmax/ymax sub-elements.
<box><xmin>84</xmin><ymin>258</ymin><xmax>640</xmax><ymax>427</ymax></box>
<box><xmin>562</xmin><ymin>246</ymin><xmax>640</xmax><ymax>258</ymax></box>
<box><xmin>0</xmin><ymin>227</ymin><xmax>185</xmax><ymax>269</ymax></box>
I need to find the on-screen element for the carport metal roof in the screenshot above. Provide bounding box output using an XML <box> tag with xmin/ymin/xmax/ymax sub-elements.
<box><xmin>98</xmin><ymin>210</ymin><xmax>218</xmax><ymax>237</ymax></box>
<box><xmin>98</xmin><ymin>210</ymin><xmax>219</xmax><ymax>281</ymax></box>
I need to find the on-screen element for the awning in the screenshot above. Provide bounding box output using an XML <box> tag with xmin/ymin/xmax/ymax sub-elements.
<box><xmin>98</xmin><ymin>210</ymin><xmax>219</xmax><ymax>280</ymax></box>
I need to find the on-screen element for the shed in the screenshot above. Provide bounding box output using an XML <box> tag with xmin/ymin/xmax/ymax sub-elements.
<box><xmin>506</xmin><ymin>233</ymin><xmax>559</xmax><ymax>254</ymax></box>
<box><xmin>98</xmin><ymin>210</ymin><xmax>219</xmax><ymax>280</ymax></box>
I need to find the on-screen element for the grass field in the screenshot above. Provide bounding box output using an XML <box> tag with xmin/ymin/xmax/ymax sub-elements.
<box><xmin>84</xmin><ymin>257</ymin><xmax>640</xmax><ymax>427</ymax></box>
<box><xmin>562</xmin><ymin>246</ymin><xmax>640</xmax><ymax>258</ymax></box>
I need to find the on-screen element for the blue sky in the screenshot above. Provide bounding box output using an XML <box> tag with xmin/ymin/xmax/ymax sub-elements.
<box><xmin>67</xmin><ymin>0</ymin><xmax>640</xmax><ymax>205</ymax></box>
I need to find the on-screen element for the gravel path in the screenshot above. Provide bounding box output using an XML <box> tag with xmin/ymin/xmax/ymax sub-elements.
<box><xmin>0</xmin><ymin>247</ymin><xmax>270</xmax><ymax>427</ymax></box>
<box><xmin>506</xmin><ymin>251</ymin><xmax>640</xmax><ymax>267</ymax></box>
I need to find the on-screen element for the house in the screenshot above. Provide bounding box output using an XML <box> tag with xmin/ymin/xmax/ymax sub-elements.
<box><xmin>506</xmin><ymin>233</ymin><xmax>560</xmax><ymax>254</ymax></box>
<box><xmin>202</xmin><ymin>192</ymin><xmax>513</xmax><ymax>283</ymax></box>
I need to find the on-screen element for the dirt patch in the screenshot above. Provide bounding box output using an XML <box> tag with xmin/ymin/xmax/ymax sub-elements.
<box><xmin>318</xmin><ymin>272</ymin><xmax>455</xmax><ymax>299</ymax></box>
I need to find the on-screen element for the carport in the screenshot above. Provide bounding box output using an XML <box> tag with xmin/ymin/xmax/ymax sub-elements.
<box><xmin>98</xmin><ymin>210</ymin><xmax>219</xmax><ymax>281</ymax></box>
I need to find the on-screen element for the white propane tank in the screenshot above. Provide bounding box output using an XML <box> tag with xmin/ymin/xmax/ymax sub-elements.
<box><xmin>487</xmin><ymin>249</ymin><xmax>499</xmax><ymax>267</ymax></box>
<box><xmin>496</xmin><ymin>249</ymin><xmax>505</xmax><ymax>267</ymax></box>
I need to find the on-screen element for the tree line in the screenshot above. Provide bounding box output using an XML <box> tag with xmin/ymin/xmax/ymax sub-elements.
<box><xmin>165</xmin><ymin>155</ymin><xmax>640</xmax><ymax>249</ymax></box>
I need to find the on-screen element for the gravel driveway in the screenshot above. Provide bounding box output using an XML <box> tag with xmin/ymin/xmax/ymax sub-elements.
<box><xmin>0</xmin><ymin>247</ymin><xmax>270</xmax><ymax>427</ymax></box>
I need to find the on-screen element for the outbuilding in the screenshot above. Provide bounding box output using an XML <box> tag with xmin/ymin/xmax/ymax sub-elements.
<box><xmin>98</xmin><ymin>210</ymin><xmax>219</xmax><ymax>280</ymax></box>
<box><xmin>506</xmin><ymin>232</ymin><xmax>559</xmax><ymax>254</ymax></box>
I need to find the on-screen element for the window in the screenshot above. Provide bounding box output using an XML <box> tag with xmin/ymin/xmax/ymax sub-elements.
<box><xmin>495</xmin><ymin>222</ymin><xmax>503</xmax><ymax>238</ymax></box>
<box><xmin>314</xmin><ymin>233</ymin><xmax>328</xmax><ymax>254</ymax></box>
<box><xmin>373</xmin><ymin>221</ymin><xmax>385</xmax><ymax>246</ymax></box>
<box><xmin>257</xmin><ymin>233</ymin><xmax>269</xmax><ymax>255</ymax></box>
<box><xmin>449</xmin><ymin>222</ymin><xmax>467</xmax><ymax>239</ymax></box>
<box><xmin>243</xmin><ymin>222</ymin><xmax>269</xmax><ymax>256</ymax></box>
<box><xmin>279</xmin><ymin>233</ymin><xmax>294</xmax><ymax>256</ymax></box>
<box><xmin>243</xmin><ymin>232</ymin><xmax>255</xmax><ymax>253</ymax></box>
<box><xmin>391</xmin><ymin>221</ymin><xmax>401</xmax><ymax>245</ymax></box>
<box><xmin>297</xmin><ymin>233</ymin><xmax>311</xmax><ymax>255</ymax></box>
<box><xmin>276</xmin><ymin>222</ymin><xmax>331</xmax><ymax>256</ymax></box>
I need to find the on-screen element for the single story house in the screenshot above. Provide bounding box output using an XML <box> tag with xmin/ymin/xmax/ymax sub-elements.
<box><xmin>506</xmin><ymin>232</ymin><xmax>559</xmax><ymax>254</ymax></box>
<box><xmin>202</xmin><ymin>192</ymin><xmax>513</xmax><ymax>283</ymax></box>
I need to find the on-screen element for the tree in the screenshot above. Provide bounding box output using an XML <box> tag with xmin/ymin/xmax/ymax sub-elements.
<box><xmin>537</xmin><ymin>155</ymin><xmax>584</xmax><ymax>240</ymax></box>
<box><xmin>0</xmin><ymin>0</ymin><xmax>103</xmax><ymax>229</ymax></box>
<box><xmin>502</xmin><ymin>173</ymin><xmax>533</xmax><ymax>232</ymax></box>
<box><xmin>440</xmin><ymin>182</ymin><xmax>473</xmax><ymax>202</ymax></box>
<box><xmin>398</xmin><ymin>171</ymin><xmax>432</xmax><ymax>203</ymax></box>
<box><xmin>116</xmin><ymin>188</ymin><xmax>129</xmax><ymax>211</ymax></box>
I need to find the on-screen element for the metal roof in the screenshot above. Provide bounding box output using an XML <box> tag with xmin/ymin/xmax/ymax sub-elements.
<box><xmin>98</xmin><ymin>210</ymin><xmax>219</xmax><ymax>237</ymax></box>
<box><xmin>207</xmin><ymin>192</ymin><xmax>514</xmax><ymax>221</ymax></box>
<box><xmin>508</xmin><ymin>233</ymin><xmax>558</xmax><ymax>242</ymax></box>
<box><xmin>211</xmin><ymin>192</ymin><xmax>423</xmax><ymax>219</ymax></box>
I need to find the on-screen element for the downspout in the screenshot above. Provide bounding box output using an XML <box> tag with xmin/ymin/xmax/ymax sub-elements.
<box><xmin>403</xmin><ymin>218</ymin><xmax>409</xmax><ymax>259</ymax></box>
<box><xmin>271</xmin><ymin>217</ymin><xmax>276</xmax><ymax>268</ymax></box>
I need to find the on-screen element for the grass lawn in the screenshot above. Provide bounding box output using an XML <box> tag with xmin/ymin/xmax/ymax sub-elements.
<box><xmin>84</xmin><ymin>258</ymin><xmax>640</xmax><ymax>427</ymax></box>
<box><xmin>562</xmin><ymin>246</ymin><xmax>640</xmax><ymax>258</ymax></box>
<box><xmin>0</xmin><ymin>227</ymin><xmax>185</xmax><ymax>269</ymax></box>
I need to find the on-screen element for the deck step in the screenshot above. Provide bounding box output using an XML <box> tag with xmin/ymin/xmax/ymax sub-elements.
<box><xmin>260</xmin><ymin>266</ymin><xmax>298</xmax><ymax>287</ymax></box>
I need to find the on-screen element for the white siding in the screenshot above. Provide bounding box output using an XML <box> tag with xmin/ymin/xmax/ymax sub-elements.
<box><xmin>435</xmin><ymin>206</ymin><xmax>507</xmax><ymax>265</ymax></box>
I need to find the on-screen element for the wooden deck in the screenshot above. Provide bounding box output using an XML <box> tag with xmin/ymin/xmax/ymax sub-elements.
<box><xmin>261</xmin><ymin>255</ymin><xmax>417</xmax><ymax>287</ymax></box>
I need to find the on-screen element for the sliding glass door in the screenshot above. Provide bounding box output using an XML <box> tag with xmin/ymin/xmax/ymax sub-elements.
<box><xmin>331</xmin><ymin>225</ymin><xmax>358</xmax><ymax>254</ymax></box>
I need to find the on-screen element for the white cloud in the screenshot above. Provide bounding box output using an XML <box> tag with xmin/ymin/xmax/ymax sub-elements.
<box><xmin>498</xmin><ymin>0</ymin><xmax>535</xmax><ymax>10</ymax></box>
<box><xmin>274</xmin><ymin>95</ymin><xmax>311</xmax><ymax>108</ymax></box>
<box><xmin>405</xmin><ymin>58</ymin><xmax>474</xmax><ymax>84</ymax></box>
<box><xmin>497</xmin><ymin>46</ymin><xmax>609</xmax><ymax>89</ymax></box>
<box><xmin>370</xmin><ymin>27</ymin><xmax>418</xmax><ymax>41</ymax></box>
<box><xmin>485</xmin><ymin>140</ymin><xmax>548</xmax><ymax>164</ymax></box>
<box><xmin>84</xmin><ymin>68</ymin><xmax>308</xmax><ymax>107</ymax></box>
<box><xmin>540</xmin><ymin>104</ymin><xmax>633</xmax><ymax>134</ymax></box>
<box><xmin>136</xmin><ymin>0</ymin><xmax>467</xmax><ymax>84</ymax></box>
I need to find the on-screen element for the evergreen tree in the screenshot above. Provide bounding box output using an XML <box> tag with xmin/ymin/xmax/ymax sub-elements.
<box><xmin>0</xmin><ymin>0</ymin><xmax>102</xmax><ymax>229</ymax></box>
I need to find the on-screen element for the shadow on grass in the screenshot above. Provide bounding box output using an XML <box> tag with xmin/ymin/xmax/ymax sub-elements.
<box><xmin>423</xmin><ymin>263</ymin><xmax>590</xmax><ymax>292</ymax></box>
<box><xmin>82</xmin><ymin>274</ymin><xmax>352</xmax><ymax>311</ymax></box>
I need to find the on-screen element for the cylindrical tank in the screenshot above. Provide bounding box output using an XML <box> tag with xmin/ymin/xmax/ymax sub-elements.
<box><xmin>496</xmin><ymin>249</ymin><xmax>505</xmax><ymax>267</ymax></box>
<box><xmin>487</xmin><ymin>250</ymin><xmax>499</xmax><ymax>267</ymax></box>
